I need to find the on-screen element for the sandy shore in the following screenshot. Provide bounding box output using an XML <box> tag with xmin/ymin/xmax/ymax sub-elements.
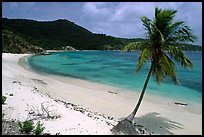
<box><xmin>2</xmin><ymin>53</ymin><xmax>202</xmax><ymax>135</ymax></box>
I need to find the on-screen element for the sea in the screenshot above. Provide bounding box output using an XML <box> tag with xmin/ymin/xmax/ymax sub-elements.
<box><xmin>27</xmin><ymin>51</ymin><xmax>202</xmax><ymax>106</ymax></box>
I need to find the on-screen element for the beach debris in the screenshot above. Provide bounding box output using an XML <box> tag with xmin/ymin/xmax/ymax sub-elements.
<box><xmin>55</xmin><ymin>132</ymin><xmax>61</xmax><ymax>135</ymax></box>
<box><xmin>25</xmin><ymin>101</ymin><xmax>61</xmax><ymax>120</ymax></box>
<box><xmin>52</xmin><ymin>99</ymin><xmax>116</xmax><ymax>126</ymax></box>
<box><xmin>108</xmin><ymin>91</ymin><xmax>118</xmax><ymax>94</ymax></box>
<box><xmin>31</xmin><ymin>79</ymin><xmax>47</xmax><ymax>85</ymax></box>
<box><xmin>12</xmin><ymin>81</ymin><xmax>22</xmax><ymax>85</ymax></box>
<box><xmin>174</xmin><ymin>102</ymin><xmax>188</xmax><ymax>106</ymax></box>
<box><xmin>9</xmin><ymin>93</ymin><xmax>14</xmax><ymax>96</ymax></box>
<box><xmin>31</xmin><ymin>87</ymin><xmax>39</xmax><ymax>92</ymax></box>
<box><xmin>43</xmin><ymin>98</ymin><xmax>149</xmax><ymax>135</ymax></box>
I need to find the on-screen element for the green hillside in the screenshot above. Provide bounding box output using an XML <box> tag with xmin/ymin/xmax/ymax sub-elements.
<box><xmin>2</xmin><ymin>30</ymin><xmax>44</xmax><ymax>54</ymax></box>
<box><xmin>2</xmin><ymin>18</ymin><xmax>126</xmax><ymax>50</ymax></box>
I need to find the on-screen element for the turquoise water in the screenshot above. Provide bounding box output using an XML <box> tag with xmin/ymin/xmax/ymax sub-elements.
<box><xmin>27</xmin><ymin>51</ymin><xmax>202</xmax><ymax>105</ymax></box>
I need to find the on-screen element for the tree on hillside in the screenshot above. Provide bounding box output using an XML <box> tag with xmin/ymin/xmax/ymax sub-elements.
<box><xmin>111</xmin><ymin>7</ymin><xmax>196</xmax><ymax>135</ymax></box>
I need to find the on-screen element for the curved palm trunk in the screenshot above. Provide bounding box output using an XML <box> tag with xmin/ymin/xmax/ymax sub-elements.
<box><xmin>126</xmin><ymin>62</ymin><xmax>154</xmax><ymax>123</ymax></box>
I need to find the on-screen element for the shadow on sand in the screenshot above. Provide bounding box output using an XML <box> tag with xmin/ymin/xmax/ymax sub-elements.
<box><xmin>133</xmin><ymin>112</ymin><xmax>184</xmax><ymax>135</ymax></box>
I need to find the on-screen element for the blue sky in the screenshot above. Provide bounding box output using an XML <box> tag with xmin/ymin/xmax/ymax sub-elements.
<box><xmin>2</xmin><ymin>2</ymin><xmax>202</xmax><ymax>46</ymax></box>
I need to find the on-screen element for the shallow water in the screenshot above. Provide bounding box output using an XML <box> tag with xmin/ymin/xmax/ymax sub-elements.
<box><xmin>27</xmin><ymin>51</ymin><xmax>202</xmax><ymax>105</ymax></box>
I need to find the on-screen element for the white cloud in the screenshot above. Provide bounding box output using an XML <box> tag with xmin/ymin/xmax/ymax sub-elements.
<box><xmin>83</xmin><ymin>2</ymin><xmax>112</xmax><ymax>16</ymax></box>
<box><xmin>2</xmin><ymin>2</ymin><xmax>202</xmax><ymax>45</ymax></box>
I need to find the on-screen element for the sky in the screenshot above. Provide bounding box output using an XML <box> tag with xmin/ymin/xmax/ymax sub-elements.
<box><xmin>2</xmin><ymin>2</ymin><xmax>202</xmax><ymax>46</ymax></box>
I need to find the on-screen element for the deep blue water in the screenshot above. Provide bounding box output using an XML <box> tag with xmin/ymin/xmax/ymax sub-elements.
<box><xmin>27</xmin><ymin>51</ymin><xmax>202</xmax><ymax>105</ymax></box>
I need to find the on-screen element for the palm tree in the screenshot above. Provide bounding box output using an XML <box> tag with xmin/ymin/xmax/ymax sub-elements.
<box><xmin>111</xmin><ymin>7</ymin><xmax>196</xmax><ymax>135</ymax></box>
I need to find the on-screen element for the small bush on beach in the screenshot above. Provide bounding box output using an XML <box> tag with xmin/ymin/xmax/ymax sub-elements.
<box><xmin>19</xmin><ymin>120</ymin><xmax>45</xmax><ymax>135</ymax></box>
<box><xmin>9</xmin><ymin>93</ymin><xmax>14</xmax><ymax>96</ymax></box>
<box><xmin>19</xmin><ymin>120</ymin><xmax>34</xmax><ymax>135</ymax></box>
<box><xmin>2</xmin><ymin>96</ymin><xmax>7</xmax><ymax>104</ymax></box>
<box><xmin>34</xmin><ymin>121</ymin><xmax>45</xmax><ymax>135</ymax></box>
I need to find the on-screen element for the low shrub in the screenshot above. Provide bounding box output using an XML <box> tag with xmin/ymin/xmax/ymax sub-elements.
<box><xmin>34</xmin><ymin>121</ymin><xmax>45</xmax><ymax>135</ymax></box>
<box><xmin>19</xmin><ymin>120</ymin><xmax>45</xmax><ymax>135</ymax></box>
<box><xmin>2</xmin><ymin>96</ymin><xmax>7</xmax><ymax>104</ymax></box>
<box><xmin>19</xmin><ymin>120</ymin><xmax>34</xmax><ymax>135</ymax></box>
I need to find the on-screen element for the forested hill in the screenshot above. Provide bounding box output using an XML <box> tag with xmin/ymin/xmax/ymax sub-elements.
<box><xmin>2</xmin><ymin>18</ymin><xmax>128</xmax><ymax>50</ymax></box>
<box><xmin>2</xmin><ymin>18</ymin><xmax>202</xmax><ymax>52</ymax></box>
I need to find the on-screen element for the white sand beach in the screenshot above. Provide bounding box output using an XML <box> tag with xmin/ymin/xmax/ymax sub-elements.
<box><xmin>2</xmin><ymin>53</ymin><xmax>202</xmax><ymax>135</ymax></box>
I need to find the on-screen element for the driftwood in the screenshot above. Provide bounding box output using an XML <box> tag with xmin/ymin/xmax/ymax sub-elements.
<box><xmin>174</xmin><ymin>102</ymin><xmax>188</xmax><ymax>106</ymax></box>
<box><xmin>108</xmin><ymin>91</ymin><xmax>118</xmax><ymax>94</ymax></box>
<box><xmin>25</xmin><ymin>101</ymin><xmax>61</xmax><ymax>120</ymax></box>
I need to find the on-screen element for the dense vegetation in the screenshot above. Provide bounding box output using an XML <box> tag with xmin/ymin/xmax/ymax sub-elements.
<box><xmin>2</xmin><ymin>18</ymin><xmax>126</xmax><ymax>50</ymax></box>
<box><xmin>2</xmin><ymin>18</ymin><xmax>201</xmax><ymax>53</ymax></box>
<box><xmin>2</xmin><ymin>30</ymin><xmax>44</xmax><ymax>54</ymax></box>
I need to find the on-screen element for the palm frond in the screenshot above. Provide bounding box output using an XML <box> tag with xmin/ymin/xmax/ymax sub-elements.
<box><xmin>122</xmin><ymin>42</ymin><xmax>141</xmax><ymax>51</ymax></box>
<box><xmin>155</xmin><ymin>6</ymin><xmax>162</xmax><ymax>18</ymax></box>
<box><xmin>136</xmin><ymin>47</ymin><xmax>152</xmax><ymax>74</ymax></box>
<box><xmin>165</xmin><ymin>21</ymin><xmax>185</xmax><ymax>40</ymax></box>
<box><xmin>154</xmin><ymin>8</ymin><xmax>177</xmax><ymax>34</ymax></box>
<box><xmin>152</xmin><ymin>60</ymin><xmax>165</xmax><ymax>84</ymax></box>
<box><xmin>167</xmin><ymin>45</ymin><xmax>193</xmax><ymax>69</ymax></box>
<box><xmin>153</xmin><ymin>24</ymin><xmax>165</xmax><ymax>43</ymax></box>
<box><xmin>141</xmin><ymin>16</ymin><xmax>152</xmax><ymax>36</ymax></box>
<box><xmin>159</xmin><ymin>52</ymin><xmax>180</xmax><ymax>84</ymax></box>
<box><xmin>166</xmin><ymin>24</ymin><xmax>197</xmax><ymax>43</ymax></box>
<box><xmin>151</xmin><ymin>51</ymin><xmax>180</xmax><ymax>84</ymax></box>
<box><xmin>155</xmin><ymin>66</ymin><xmax>165</xmax><ymax>84</ymax></box>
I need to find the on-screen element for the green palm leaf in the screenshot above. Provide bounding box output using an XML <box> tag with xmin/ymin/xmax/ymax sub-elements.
<box><xmin>159</xmin><ymin>52</ymin><xmax>180</xmax><ymax>84</ymax></box>
<box><xmin>122</xmin><ymin>42</ymin><xmax>141</xmax><ymax>51</ymax></box>
<box><xmin>167</xmin><ymin>45</ymin><xmax>193</xmax><ymax>69</ymax></box>
<box><xmin>136</xmin><ymin>47</ymin><xmax>152</xmax><ymax>74</ymax></box>
<box><xmin>141</xmin><ymin>16</ymin><xmax>152</xmax><ymax>36</ymax></box>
